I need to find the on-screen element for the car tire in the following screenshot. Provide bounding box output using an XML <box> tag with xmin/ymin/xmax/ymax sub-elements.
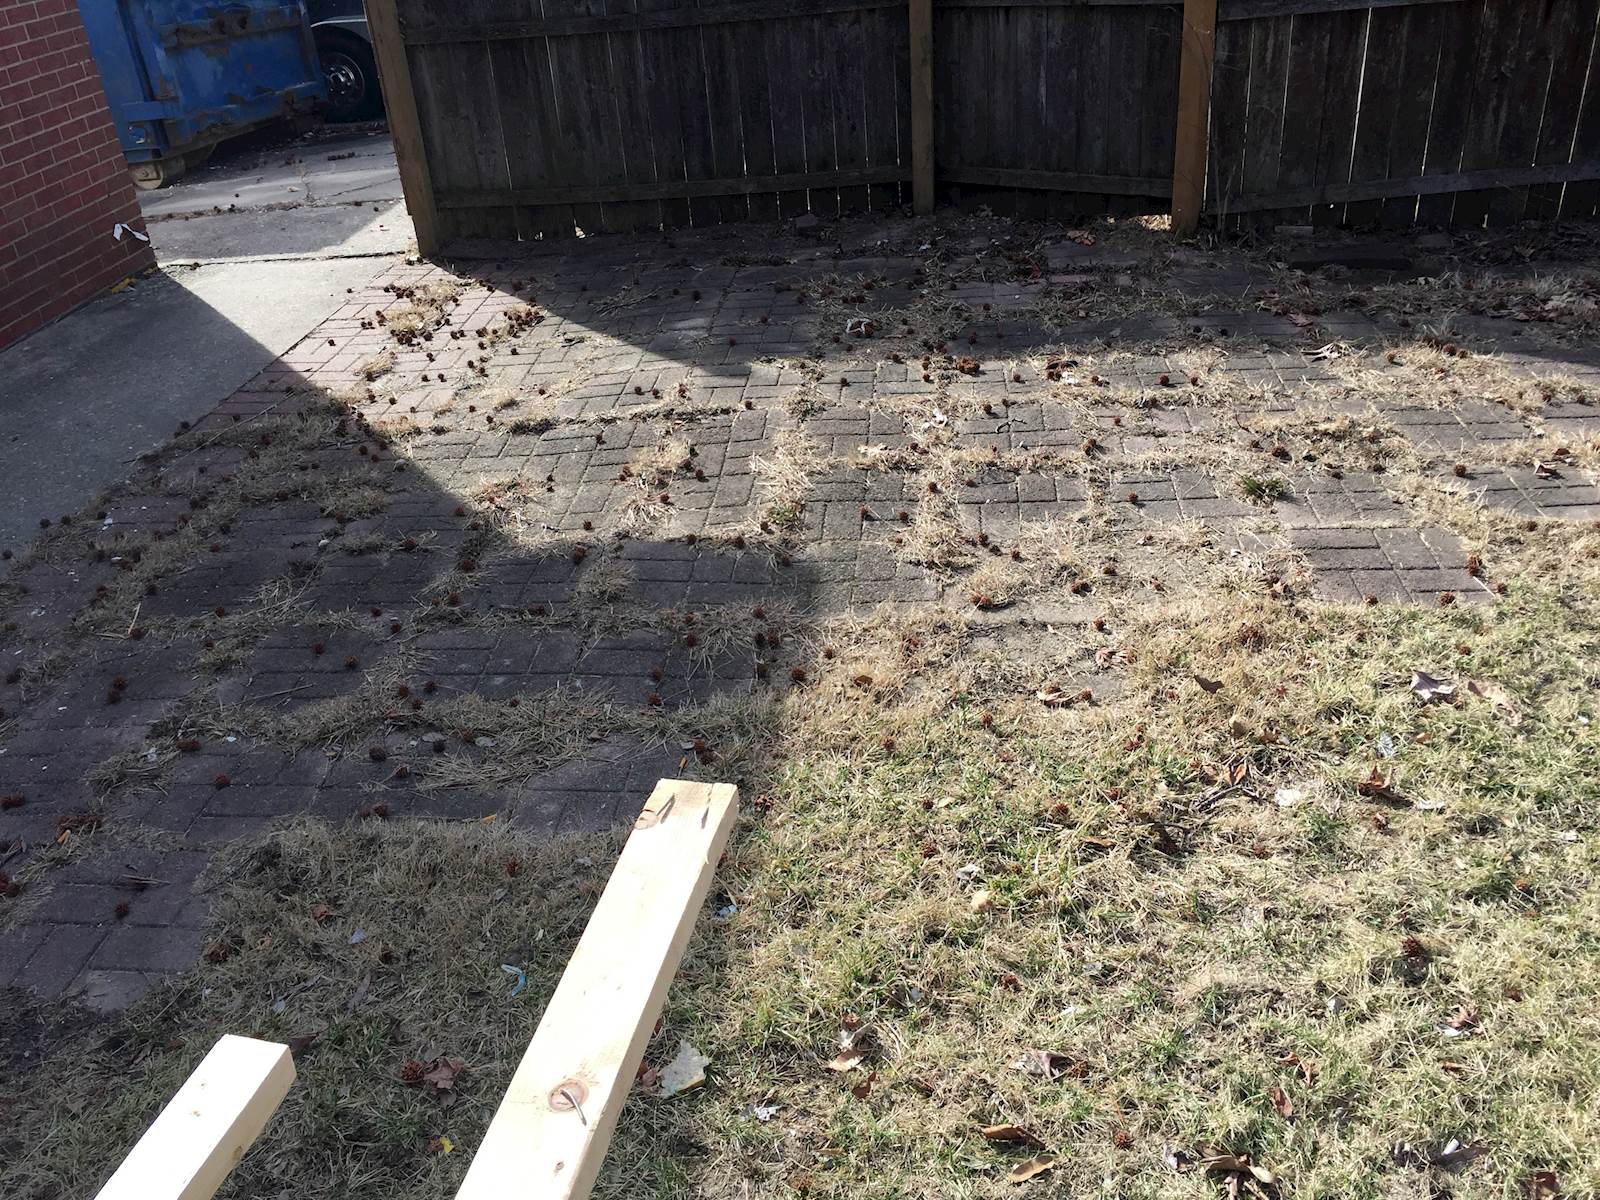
<box><xmin>316</xmin><ymin>30</ymin><xmax>383</xmax><ymax>122</ymax></box>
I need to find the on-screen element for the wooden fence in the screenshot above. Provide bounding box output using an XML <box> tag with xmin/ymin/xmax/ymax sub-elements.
<box><xmin>366</xmin><ymin>0</ymin><xmax>1600</xmax><ymax>252</ymax></box>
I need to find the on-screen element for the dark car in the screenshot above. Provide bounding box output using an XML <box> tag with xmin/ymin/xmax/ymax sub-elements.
<box><xmin>307</xmin><ymin>0</ymin><xmax>383</xmax><ymax>122</ymax></box>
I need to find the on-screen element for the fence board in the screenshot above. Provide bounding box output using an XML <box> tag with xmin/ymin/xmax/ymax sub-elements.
<box><xmin>1527</xmin><ymin>0</ymin><xmax>1600</xmax><ymax>220</ymax></box>
<box><xmin>1368</xmin><ymin>2</ymin><xmax>1437</xmax><ymax>228</ymax></box>
<box><xmin>1559</xmin><ymin>6</ymin><xmax>1600</xmax><ymax>217</ymax></box>
<box><xmin>1204</xmin><ymin>13</ymin><xmax>1245</xmax><ymax>225</ymax></box>
<box><xmin>1414</xmin><ymin>0</ymin><xmax>1486</xmax><ymax>226</ymax></box>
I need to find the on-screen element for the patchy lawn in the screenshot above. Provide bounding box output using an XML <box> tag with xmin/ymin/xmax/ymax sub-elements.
<box><xmin>2</xmin><ymin>213</ymin><xmax>1599</xmax><ymax>1199</ymax></box>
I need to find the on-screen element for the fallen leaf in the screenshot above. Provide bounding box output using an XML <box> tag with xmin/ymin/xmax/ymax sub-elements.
<box><xmin>1288</xmin><ymin>313</ymin><xmax>1315</xmax><ymax>328</ymax></box>
<box><xmin>1203</xmin><ymin>1153</ymin><xmax>1277</xmax><ymax>1185</ymax></box>
<box><xmin>1357</xmin><ymin>766</ymin><xmax>1400</xmax><ymax>802</ymax></box>
<box><xmin>1007</xmin><ymin>1154</ymin><xmax>1059</xmax><ymax>1184</ymax></box>
<box><xmin>1194</xmin><ymin>674</ymin><xmax>1224</xmax><ymax>694</ymax></box>
<box><xmin>1226</xmin><ymin>758</ymin><xmax>1251</xmax><ymax>787</ymax></box>
<box><xmin>827</xmin><ymin>1023</ymin><xmax>872</xmax><ymax>1072</ymax></box>
<box><xmin>1269</xmin><ymin>1085</ymin><xmax>1293</xmax><ymax>1117</ymax></box>
<box><xmin>1009</xmin><ymin>1049</ymin><xmax>1079</xmax><ymax>1080</ymax></box>
<box><xmin>658</xmin><ymin>1039</ymin><xmax>710</xmax><ymax>1096</ymax></box>
<box><xmin>1465</xmin><ymin>678</ymin><xmax>1521</xmax><ymax>724</ymax></box>
<box><xmin>1036</xmin><ymin>687</ymin><xmax>1088</xmax><ymax>708</ymax></box>
<box><xmin>1276</xmin><ymin>1051</ymin><xmax>1317</xmax><ymax>1083</ymax></box>
<box><xmin>970</xmin><ymin>888</ymin><xmax>995</xmax><ymax>913</ymax></box>
<box><xmin>1432</xmin><ymin>1138</ymin><xmax>1488</xmax><ymax>1169</ymax></box>
<box><xmin>1445</xmin><ymin>1003</ymin><xmax>1480</xmax><ymax>1032</ymax></box>
<box><xmin>1533</xmin><ymin>460</ymin><xmax>1561</xmax><ymax>479</ymax></box>
<box><xmin>421</xmin><ymin>1056</ymin><xmax>464</xmax><ymax>1095</ymax></box>
<box><xmin>850</xmin><ymin>1070</ymin><xmax>878</xmax><ymax>1100</ymax></box>
<box><xmin>982</xmin><ymin>1123</ymin><xmax>1046</xmax><ymax>1148</ymax></box>
<box><xmin>1410</xmin><ymin>670</ymin><xmax>1456</xmax><ymax>702</ymax></box>
<box><xmin>426</xmin><ymin>1134</ymin><xmax>454</xmax><ymax>1154</ymax></box>
<box><xmin>1525</xmin><ymin>1169</ymin><xmax>1560</xmax><ymax>1199</ymax></box>
<box><xmin>310</xmin><ymin>903</ymin><xmax>334</xmax><ymax>924</ymax></box>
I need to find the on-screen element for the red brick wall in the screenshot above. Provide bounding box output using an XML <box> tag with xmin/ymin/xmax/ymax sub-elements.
<box><xmin>0</xmin><ymin>0</ymin><xmax>155</xmax><ymax>351</ymax></box>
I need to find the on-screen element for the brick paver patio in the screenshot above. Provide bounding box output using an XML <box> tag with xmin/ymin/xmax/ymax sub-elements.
<box><xmin>3</xmin><ymin>215</ymin><xmax>1598</xmax><ymax>1009</ymax></box>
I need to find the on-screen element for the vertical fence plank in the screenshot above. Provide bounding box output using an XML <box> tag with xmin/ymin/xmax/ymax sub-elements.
<box><xmin>488</xmin><ymin>0</ymin><xmax>570</xmax><ymax>238</ymax></box>
<box><xmin>803</xmin><ymin>11</ymin><xmax>842</xmax><ymax>218</ymax></box>
<box><xmin>1237</xmin><ymin>13</ymin><xmax>1290</xmax><ymax>230</ymax></box>
<box><xmin>600</xmin><ymin>0</ymin><xmax>665</xmax><ymax>233</ymax></box>
<box><xmin>767</xmin><ymin>15</ymin><xmax>811</xmax><ymax>219</ymax></box>
<box><xmin>1373</xmin><ymin>3</ymin><xmax>1441</xmax><ymax>229</ymax></box>
<box><xmin>736</xmin><ymin>16</ymin><xmax>780</xmax><ymax>222</ymax></box>
<box><xmin>835</xmin><ymin>6</ymin><xmax>874</xmax><ymax>213</ymax></box>
<box><xmin>909</xmin><ymin>0</ymin><xmax>934</xmax><ymax>213</ymax></box>
<box><xmin>1415</xmin><ymin>0</ymin><xmax>1487</xmax><ymax>227</ymax></box>
<box><xmin>1038</xmin><ymin>2</ymin><xmax>1074</xmax><ymax>220</ymax></box>
<box><xmin>701</xmin><ymin>5</ymin><xmax>750</xmax><ymax>225</ymax></box>
<box><xmin>1205</xmin><ymin>14</ymin><xmax>1249</xmax><ymax>226</ymax></box>
<box><xmin>1486</xmin><ymin>2</ymin><xmax>1563</xmax><ymax>227</ymax></box>
<box><xmin>1139</xmin><ymin>5</ymin><xmax>1179</xmax><ymax>216</ymax></box>
<box><xmin>1528</xmin><ymin>0</ymin><xmax>1600</xmax><ymax>221</ymax></box>
<box><xmin>1171</xmin><ymin>0</ymin><xmax>1216</xmax><ymax>234</ymax></box>
<box><xmin>366</xmin><ymin>0</ymin><xmax>438</xmax><ymax>255</ymax></box>
<box><xmin>1559</xmin><ymin>7</ymin><xmax>1600</xmax><ymax>219</ymax></box>
<box><xmin>1010</xmin><ymin>3</ymin><xmax>1046</xmax><ymax>221</ymax></box>
<box><xmin>1308</xmin><ymin>6</ymin><xmax>1365</xmax><ymax>228</ymax></box>
<box><xmin>1076</xmin><ymin>6</ymin><xmax>1111</xmax><ymax>218</ymax></box>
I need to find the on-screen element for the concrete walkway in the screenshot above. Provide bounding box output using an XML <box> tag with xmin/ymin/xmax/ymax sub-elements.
<box><xmin>0</xmin><ymin>126</ymin><xmax>413</xmax><ymax>552</ymax></box>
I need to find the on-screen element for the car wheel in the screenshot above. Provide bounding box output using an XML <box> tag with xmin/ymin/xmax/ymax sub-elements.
<box><xmin>316</xmin><ymin>31</ymin><xmax>383</xmax><ymax>122</ymax></box>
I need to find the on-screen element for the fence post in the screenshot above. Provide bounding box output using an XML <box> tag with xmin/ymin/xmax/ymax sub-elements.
<box><xmin>1170</xmin><ymin>0</ymin><xmax>1217</xmax><ymax>236</ymax></box>
<box><xmin>366</xmin><ymin>0</ymin><xmax>440</xmax><ymax>257</ymax></box>
<box><xmin>909</xmin><ymin>0</ymin><xmax>934</xmax><ymax>214</ymax></box>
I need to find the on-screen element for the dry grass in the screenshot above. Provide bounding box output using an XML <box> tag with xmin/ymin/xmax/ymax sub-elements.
<box><xmin>4</xmin><ymin>220</ymin><xmax>1600</xmax><ymax>1200</ymax></box>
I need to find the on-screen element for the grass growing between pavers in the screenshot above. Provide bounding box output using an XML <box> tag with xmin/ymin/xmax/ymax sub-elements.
<box><xmin>4</xmin><ymin>580</ymin><xmax>1597</xmax><ymax>1200</ymax></box>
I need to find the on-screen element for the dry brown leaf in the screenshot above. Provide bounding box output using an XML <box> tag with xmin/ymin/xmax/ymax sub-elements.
<box><xmin>850</xmin><ymin>1070</ymin><xmax>878</xmax><ymax>1100</ymax></box>
<box><xmin>1269</xmin><ymin>1085</ymin><xmax>1293</xmax><ymax>1117</ymax></box>
<box><xmin>421</xmin><ymin>1056</ymin><xmax>464</xmax><ymax>1095</ymax></box>
<box><xmin>1007</xmin><ymin>1154</ymin><xmax>1059</xmax><ymax>1184</ymax></box>
<box><xmin>1203</xmin><ymin>1153</ymin><xmax>1277</xmax><ymax>1185</ymax></box>
<box><xmin>1465</xmin><ymin>678</ymin><xmax>1521</xmax><ymax>724</ymax></box>
<box><xmin>827</xmin><ymin>1023</ymin><xmax>871</xmax><ymax>1071</ymax></box>
<box><xmin>982</xmin><ymin>1123</ymin><xmax>1045</xmax><ymax>1148</ymax></box>
<box><xmin>1193</xmin><ymin>673</ymin><xmax>1224</xmax><ymax>693</ymax></box>
<box><xmin>1357</xmin><ymin>766</ymin><xmax>1400</xmax><ymax>802</ymax></box>
<box><xmin>1525</xmin><ymin>1170</ymin><xmax>1560</xmax><ymax>1199</ymax></box>
<box><xmin>1010</xmin><ymin>1048</ymin><xmax>1080</xmax><ymax>1080</ymax></box>
<box><xmin>1276</xmin><ymin>1051</ymin><xmax>1317</xmax><ymax>1083</ymax></box>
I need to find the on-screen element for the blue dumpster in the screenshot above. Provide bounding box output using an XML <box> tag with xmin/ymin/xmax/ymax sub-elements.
<box><xmin>77</xmin><ymin>1</ymin><xmax>328</xmax><ymax>188</ymax></box>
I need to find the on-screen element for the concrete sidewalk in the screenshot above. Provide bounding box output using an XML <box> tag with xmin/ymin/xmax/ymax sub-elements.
<box><xmin>0</xmin><ymin>125</ymin><xmax>413</xmax><ymax>552</ymax></box>
<box><xmin>138</xmin><ymin>125</ymin><xmax>411</xmax><ymax>263</ymax></box>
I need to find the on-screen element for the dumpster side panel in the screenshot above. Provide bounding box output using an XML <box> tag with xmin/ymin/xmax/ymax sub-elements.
<box><xmin>76</xmin><ymin>0</ymin><xmax>328</xmax><ymax>165</ymax></box>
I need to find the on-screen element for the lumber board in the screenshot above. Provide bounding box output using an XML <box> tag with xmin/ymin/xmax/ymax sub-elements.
<box><xmin>455</xmin><ymin>779</ymin><xmax>739</xmax><ymax>1200</ymax></box>
<box><xmin>1170</xmin><ymin>0</ymin><xmax>1216</xmax><ymax>234</ymax></box>
<box><xmin>365</xmin><ymin>0</ymin><xmax>438</xmax><ymax>255</ymax></box>
<box><xmin>95</xmin><ymin>1035</ymin><xmax>295</xmax><ymax>1200</ymax></box>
